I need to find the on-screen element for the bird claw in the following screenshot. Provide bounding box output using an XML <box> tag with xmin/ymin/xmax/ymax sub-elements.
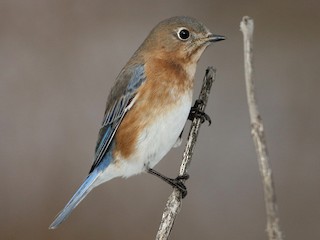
<box><xmin>169</xmin><ymin>174</ymin><xmax>189</xmax><ymax>198</ymax></box>
<box><xmin>147</xmin><ymin>168</ymin><xmax>189</xmax><ymax>198</ymax></box>
<box><xmin>188</xmin><ymin>100</ymin><xmax>212</xmax><ymax>125</ymax></box>
<box><xmin>176</xmin><ymin>173</ymin><xmax>190</xmax><ymax>181</ymax></box>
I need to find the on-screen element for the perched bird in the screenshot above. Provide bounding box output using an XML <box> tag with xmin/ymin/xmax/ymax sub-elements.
<box><xmin>49</xmin><ymin>16</ymin><xmax>225</xmax><ymax>229</ymax></box>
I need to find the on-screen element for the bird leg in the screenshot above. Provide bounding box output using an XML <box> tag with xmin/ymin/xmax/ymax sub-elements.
<box><xmin>147</xmin><ymin>168</ymin><xmax>189</xmax><ymax>198</ymax></box>
<box><xmin>188</xmin><ymin>99</ymin><xmax>211</xmax><ymax>125</ymax></box>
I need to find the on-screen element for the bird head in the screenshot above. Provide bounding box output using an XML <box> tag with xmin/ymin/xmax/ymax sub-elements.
<box><xmin>140</xmin><ymin>16</ymin><xmax>225</xmax><ymax>64</ymax></box>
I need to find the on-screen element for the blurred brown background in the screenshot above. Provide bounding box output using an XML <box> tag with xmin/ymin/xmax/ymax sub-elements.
<box><xmin>1</xmin><ymin>0</ymin><xmax>319</xmax><ymax>239</ymax></box>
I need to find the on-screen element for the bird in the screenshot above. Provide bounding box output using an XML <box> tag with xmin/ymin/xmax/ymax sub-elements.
<box><xmin>49</xmin><ymin>16</ymin><xmax>225</xmax><ymax>229</ymax></box>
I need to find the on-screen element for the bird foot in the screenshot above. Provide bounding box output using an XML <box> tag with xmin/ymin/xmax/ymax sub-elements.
<box><xmin>168</xmin><ymin>174</ymin><xmax>189</xmax><ymax>198</ymax></box>
<box><xmin>188</xmin><ymin>99</ymin><xmax>211</xmax><ymax>125</ymax></box>
<box><xmin>147</xmin><ymin>168</ymin><xmax>189</xmax><ymax>198</ymax></box>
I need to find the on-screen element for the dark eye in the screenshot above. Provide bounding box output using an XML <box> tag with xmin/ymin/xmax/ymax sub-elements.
<box><xmin>177</xmin><ymin>28</ymin><xmax>190</xmax><ymax>40</ymax></box>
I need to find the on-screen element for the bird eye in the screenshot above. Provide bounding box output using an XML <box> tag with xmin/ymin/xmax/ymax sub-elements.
<box><xmin>177</xmin><ymin>28</ymin><xmax>190</xmax><ymax>40</ymax></box>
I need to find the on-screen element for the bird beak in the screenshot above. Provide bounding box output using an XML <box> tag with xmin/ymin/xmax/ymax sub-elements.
<box><xmin>206</xmin><ymin>34</ymin><xmax>226</xmax><ymax>43</ymax></box>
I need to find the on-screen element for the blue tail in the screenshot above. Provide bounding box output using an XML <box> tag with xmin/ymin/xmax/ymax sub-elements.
<box><xmin>49</xmin><ymin>170</ymin><xmax>100</xmax><ymax>229</ymax></box>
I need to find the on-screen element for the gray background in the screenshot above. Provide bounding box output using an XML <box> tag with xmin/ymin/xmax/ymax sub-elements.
<box><xmin>1</xmin><ymin>0</ymin><xmax>319</xmax><ymax>239</ymax></box>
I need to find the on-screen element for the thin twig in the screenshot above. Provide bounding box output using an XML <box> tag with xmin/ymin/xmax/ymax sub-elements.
<box><xmin>240</xmin><ymin>16</ymin><xmax>284</xmax><ymax>240</ymax></box>
<box><xmin>155</xmin><ymin>67</ymin><xmax>216</xmax><ymax>240</ymax></box>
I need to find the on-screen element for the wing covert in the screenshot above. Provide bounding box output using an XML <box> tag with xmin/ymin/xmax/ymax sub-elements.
<box><xmin>89</xmin><ymin>65</ymin><xmax>146</xmax><ymax>173</ymax></box>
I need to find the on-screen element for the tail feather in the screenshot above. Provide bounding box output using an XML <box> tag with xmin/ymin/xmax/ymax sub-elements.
<box><xmin>49</xmin><ymin>170</ymin><xmax>100</xmax><ymax>229</ymax></box>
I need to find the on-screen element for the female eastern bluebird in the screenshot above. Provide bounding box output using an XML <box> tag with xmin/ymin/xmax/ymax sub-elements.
<box><xmin>49</xmin><ymin>16</ymin><xmax>224</xmax><ymax>229</ymax></box>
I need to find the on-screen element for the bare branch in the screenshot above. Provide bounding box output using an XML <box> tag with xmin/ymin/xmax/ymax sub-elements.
<box><xmin>240</xmin><ymin>16</ymin><xmax>284</xmax><ymax>240</ymax></box>
<box><xmin>155</xmin><ymin>67</ymin><xmax>216</xmax><ymax>240</ymax></box>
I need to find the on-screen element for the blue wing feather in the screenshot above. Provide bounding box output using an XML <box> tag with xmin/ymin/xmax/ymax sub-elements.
<box><xmin>89</xmin><ymin>65</ymin><xmax>146</xmax><ymax>173</ymax></box>
<box><xmin>49</xmin><ymin>145</ymin><xmax>115</xmax><ymax>229</ymax></box>
<box><xmin>49</xmin><ymin>59</ymin><xmax>146</xmax><ymax>230</ymax></box>
<box><xmin>49</xmin><ymin>168</ymin><xmax>100</xmax><ymax>229</ymax></box>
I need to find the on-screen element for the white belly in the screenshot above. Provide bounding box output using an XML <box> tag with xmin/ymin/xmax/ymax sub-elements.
<box><xmin>121</xmin><ymin>92</ymin><xmax>192</xmax><ymax>177</ymax></box>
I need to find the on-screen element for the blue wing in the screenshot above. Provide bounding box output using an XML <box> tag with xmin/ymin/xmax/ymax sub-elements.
<box><xmin>49</xmin><ymin>65</ymin><xmax>146</xmax><ymax>229</ymax></box>
<box><xmin>89</xmin><ymin>64</ymin><xmax>146</xmax><ymax>173</ymax></box>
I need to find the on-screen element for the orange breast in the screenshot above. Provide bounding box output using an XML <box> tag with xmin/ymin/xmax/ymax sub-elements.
<box><xmin>113</xmin><ymin>58</ymin><xmax>193</xmax><ymax>160</ymax></box>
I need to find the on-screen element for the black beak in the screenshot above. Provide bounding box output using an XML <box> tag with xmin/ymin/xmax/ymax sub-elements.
<box><xmin>207</xmin><ymin>34</ymin><xmax>226</xmax><ymax>42</ymax></box>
